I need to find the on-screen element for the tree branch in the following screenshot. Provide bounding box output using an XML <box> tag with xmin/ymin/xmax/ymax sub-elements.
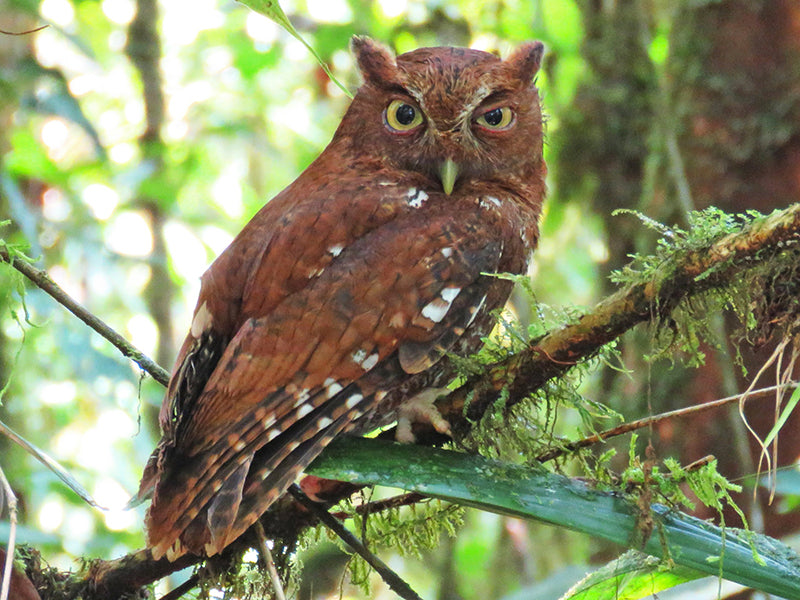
<box><xmin>331</xmin><ymin>492</ymin><xmax>425</xmax><ymax>519</ymax></box>
<box><xmin>287</xmin><ymin>484</ymin><xmax>424</xmax><ymax>600</ymax></box>
<box><xmin>438</xmin><ymin>203</ymin><xmax>800</xmax><ymax>434</ymax></box>
<box><xmin>0</xmin><ymin>249</ymin><xmax>170</xmax><ymax>386</ymax></box>
<box><xmin>535</xmin><ymin>382</ymin><xmax>800</xmax><ymax>463</ymax></box>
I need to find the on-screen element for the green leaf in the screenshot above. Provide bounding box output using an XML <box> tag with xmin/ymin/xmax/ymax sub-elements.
<box><xmin>5</xmin><ymin>129</ymin><xmax>67</xmax><ymax>186</ymax></box>
<box><xmin>561</xmin><ymin>550</ymin><xmax>703</xmax><ymax>599</ymax></box>
<box><xmin>763</xmin><ymin>383</ymin><xmax>800</xmax><ymax>448</ymax></box>
<box><xmin>309</xmin><ymin>438</ymin><xmax>800</xmax><ymax>599</ymax></box>
<box><xmin>235</xmin><ymin>0</ymin><xmax>353</xmax><ymax>98</ymax></box>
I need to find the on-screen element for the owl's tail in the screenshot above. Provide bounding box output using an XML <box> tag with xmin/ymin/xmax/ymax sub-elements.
<box><xmin>145</xmin><ymin>382</ymin><xmax>372</xmax><ymax>560</ymax></box>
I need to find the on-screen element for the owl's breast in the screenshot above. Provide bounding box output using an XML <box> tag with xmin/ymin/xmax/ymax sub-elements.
<box><xmin>457</xmin><ymin>190</ymin><xmax>539</xmax><ymax>274</ymax></box>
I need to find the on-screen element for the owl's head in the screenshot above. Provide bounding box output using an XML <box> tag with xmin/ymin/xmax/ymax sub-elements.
<box><xmin>336</xmin><ymin>37</ymin><xmax>545</xmax><ymax>197</ymax></box>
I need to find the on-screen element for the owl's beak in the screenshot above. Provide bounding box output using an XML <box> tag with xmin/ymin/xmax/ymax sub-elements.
<box><xmin>439</xmin><ymin>158</ymin><xmax>460</xmax><ymax>195</ymax></box>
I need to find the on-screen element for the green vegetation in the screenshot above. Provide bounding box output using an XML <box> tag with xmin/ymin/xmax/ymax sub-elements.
<box><xmin>2</xmin><ymin>1</ymin><xmax>800</xmax><ymax>599</ymax></box>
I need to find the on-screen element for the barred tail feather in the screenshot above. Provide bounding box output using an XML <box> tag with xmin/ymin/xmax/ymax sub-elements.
<box><xmin>148</xmin><ymin>384</ymin><xmax>371</xmax><ymax>559</ymax></box>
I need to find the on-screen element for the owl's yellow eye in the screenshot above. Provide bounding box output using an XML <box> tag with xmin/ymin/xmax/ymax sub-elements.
<box><xmin>385</xmin><ymin>100</ymin><xmax>424</xmax><ymax>132</ymax></box>
<box><xmin>475</xmin><ymin>107</ymin><xmax>514</xmax><ymax>130</ymax></box>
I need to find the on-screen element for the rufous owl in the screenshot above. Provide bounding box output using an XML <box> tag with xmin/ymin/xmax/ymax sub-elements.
<box><xmin>138</xmin><ymin>36</ymin><xmax>547</xmax><ymax>560</ymax></box>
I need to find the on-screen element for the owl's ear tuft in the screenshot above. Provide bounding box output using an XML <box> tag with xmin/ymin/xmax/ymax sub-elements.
<box><xmin>351</xmin><ymin>36</ymin><xmax>400</xmax><ymax>88</ymax></box>
<box><xmin>505</xmin><ymin>41</ymin><xmax>545</xmax><ymax>83</ymax></box>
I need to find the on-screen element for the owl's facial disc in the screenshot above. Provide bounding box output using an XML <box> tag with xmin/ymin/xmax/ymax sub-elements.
<box><xmin>346</xmin><ymin>40</ymin><xmax>544</xmax><ymax>195</ymax></box>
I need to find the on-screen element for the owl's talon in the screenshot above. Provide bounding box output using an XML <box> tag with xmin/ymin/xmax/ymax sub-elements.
<box><xmin>396</xmin><ymin>387</ymin><xmax>452</xmax><ymax>443</ymax></box>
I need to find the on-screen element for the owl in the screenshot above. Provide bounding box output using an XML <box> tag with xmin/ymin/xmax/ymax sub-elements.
<box><xmin>138</xmin><ymin>36</ymin><xmax>547</xmax><ymax>560</ymax></box>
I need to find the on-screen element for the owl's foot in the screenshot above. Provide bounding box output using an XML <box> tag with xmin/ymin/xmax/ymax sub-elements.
<box><xmin>396</xmin><ymin>387</ymin><xmax>452</xmax><ymax>443</ymax></box>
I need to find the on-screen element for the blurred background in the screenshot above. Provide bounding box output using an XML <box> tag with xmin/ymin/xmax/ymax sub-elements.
<box><xmin>1</xmin><ymin>0</ymin><xmax>799</xmax><ymax>598</ymax></box>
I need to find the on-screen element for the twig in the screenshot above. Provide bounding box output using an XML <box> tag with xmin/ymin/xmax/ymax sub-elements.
<box><xmin>0</xmin><ymin>419</ymin><xmax>100</xmax><ymax>507</ymax></box>
<box><xmin>287</xmin><ymin>484</ymin><xmax>423</xmax><ymax>600</ymax></box>
<box><xmin>253</xmin><ymin>521</ymin><xmax>286</xmax><ymax>600</ymax></box>
<box><xmin>0</xmin><ymin>249</ymin><xmax>170</xmax><ymax>386</ymax></box>
<box><xmin>331</xmin><ymin>492</ymin><xmax>425</xmax><ymax>520</ymax></box>
<box><xmin>157</xmin><ymin>574</ymin><xmax>198</xmax><ymax>600</ymax></box>
<box><xmin>0</xmin><ymin>466</ymin><xmax>18</xmax><ymax>600</ymax></box>
<box><xmin>535</xmin><ymin>382</ymin><xmax>800</xmax><ymax>463</ymax></box>
<box><xmin>0</xmin><ymin>25</ymin><xmax>48</xmax><ymax>35</ymax></box>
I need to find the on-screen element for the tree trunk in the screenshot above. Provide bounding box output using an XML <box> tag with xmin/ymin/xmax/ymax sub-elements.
<box><xmin>555</xmin><ymin>0</ymin><xmax>800</xmax><ymax>542</ymax></box>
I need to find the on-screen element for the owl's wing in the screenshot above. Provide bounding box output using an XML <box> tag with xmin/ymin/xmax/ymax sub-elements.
<box><xmin>145</xmin><ymin>205</ymin><xmax>508</xmax><ymax>558</ymax></box>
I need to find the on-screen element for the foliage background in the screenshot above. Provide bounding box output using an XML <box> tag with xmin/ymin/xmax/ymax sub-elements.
<box><xmin>1</xmin><ymin>0</ymin><xmax>799</xmax><ymax>598</ymax></box>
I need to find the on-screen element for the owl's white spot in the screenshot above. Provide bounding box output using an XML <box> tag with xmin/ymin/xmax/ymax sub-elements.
<box><xmin>190</xmin><ymin>301</ymin><xmax>213</xmax><ymax>338</ymax></box>
<box><xmin>406</xmin><ymin>187</ymin><xmax>429</xmax><ymax>209</ymax></box>
<box><xmin>328</xmin><ymin>244</ymin><xmax>345</xmax><ymax>257</ymax></box>
<box><xmin>440</xmin><ymin>247</ymin><xmax>453</xmax><ymax>259</ymax></box>
<box><xmin>285</xmin><ymin>441</ymin><xmax>300</xmax><ymax>453</ymax></box>
<box><xmin>421</xmin><ymin>286</ymin><xmax>461</xmax><ymax>323</ymax></box>
<box><xmin>317</xmin><ymin>416</ymin><xmax>334</xmax><ymax>429</ymax></box>
<box><xmin>479</xmin><ymin>196</ymin><xmax>503</xmax><ymax>211</ymax></box>
<box><xmin>263</xmin><ymin>414</ymin><xmax>277</xmax><ymax>429</ymax></box>
<box><xmin>233</xmin><ymin>439</ymin><xmax>246</xmax><ymax>452</ymax></box>
<box><xmin>308</xmin><ymin>266</ymin><xmax>325</xmax><ymax>278</ymax></box>
<box><xmin>375</xmin><ymin>390</ymin><xmax>388</xmax><ymax>401</ymax></box>
<box><xmin>422</xmin><ymin>299</ymin><xmax>449</xmax><ymax>323</ymax></box>
<box><xmin>346</xmin><ymin>393</ymin><xmax>364</xmax><ymax>409</ymax></box>
<box><xmin>296</xmin><ymin>404</ymin><xmax>313</xmax><ymax>419</ymax></box>
<box><xmin>362</xmin><ymin>352</ymin><xmax>380</xmax><ymax>370</ymax></box>
<box><xmin>352</xmin><ymin>349</ymin><xmax>380</xmax><ymax>370</ymax></box>
<box><xmin>421</xmin><ymin>299</ymin><xmax>448</xmax><ymax>323</ymax></box>
<box><xmin>293</xmin><ymin>389</ymin><xmax>311</xmax><ymax>407</ymax></box>
<box><xmin>441</xmin><ymin>286</ymin><xmax>461</xmax><ymax>303</ymax></box>
<box><xmin>266</xmin><ymin>428</ymin><xmax>281</xmax><ymax>442</ymax></box>
<box><xmin>324</xmin><ymin>378</ymin><xmax>343</xmax><ymax>398</ymax></box>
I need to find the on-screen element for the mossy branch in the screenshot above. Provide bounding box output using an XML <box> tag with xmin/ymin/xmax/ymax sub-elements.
<box><xmin>438</xmin><ymin>203</ymin><xmax>800</xmax><ymax>435</ymax></box>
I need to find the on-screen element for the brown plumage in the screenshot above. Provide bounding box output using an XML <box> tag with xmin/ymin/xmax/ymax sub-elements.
<box><xmin>138</xmin><ymin>36</ymin><xmax>547</xmax><ymax>560</ymax></box>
